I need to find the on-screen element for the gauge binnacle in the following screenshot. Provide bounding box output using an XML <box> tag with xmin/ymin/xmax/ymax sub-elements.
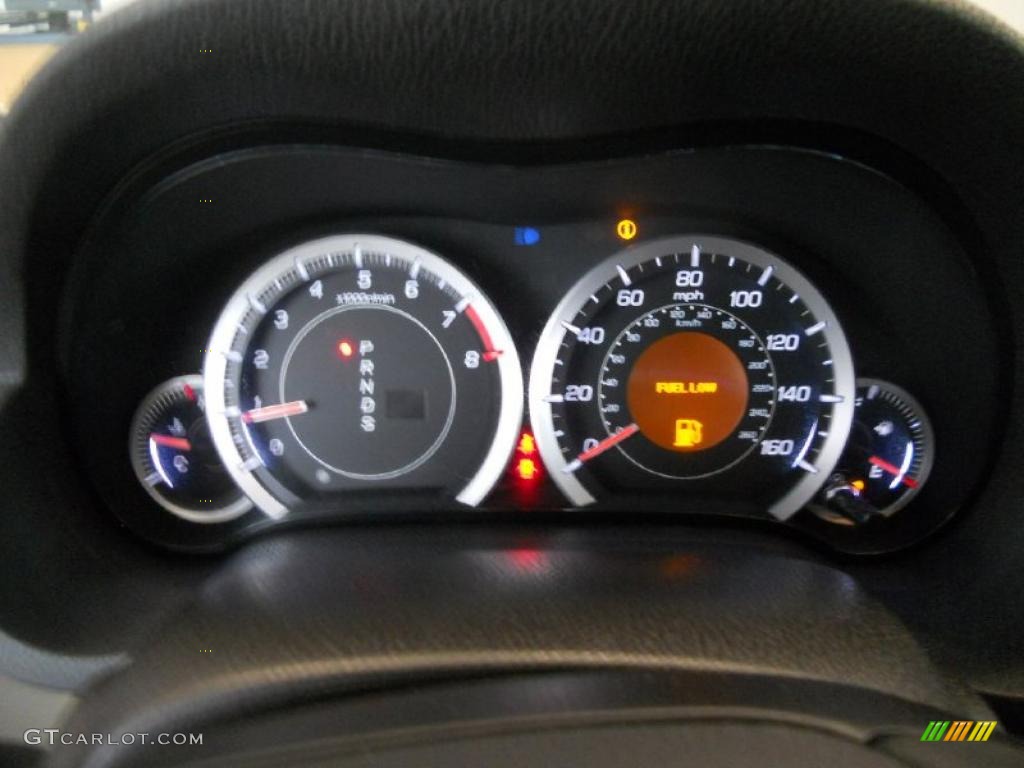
<box><xmin>204</xmin><ymin>235</ymin><xmax>522</xmax><ymax>518</ymax></box>
<box><xmin>529</xmin><ymin>235</ymin><xmax>855</xmax><ymax>519</ymax></box>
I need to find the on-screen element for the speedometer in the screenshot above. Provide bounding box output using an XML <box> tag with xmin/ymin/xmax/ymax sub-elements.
<box><xmin>529</xmin><ymin>235</ymin><xmax>854</xmax><ymax>519</ymax></box>
<box><xmin>204</xmin><ymin>234</ymin><xmax>522</xmax><ymax>518</ymax></box>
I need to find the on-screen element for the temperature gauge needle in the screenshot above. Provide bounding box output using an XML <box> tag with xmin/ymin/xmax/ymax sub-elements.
<box><xmin>149</xmin><ymin>434</ymin><xmax>192</xmax><ymax>451</ymax></box>
<box><xmin>868</xmin><ymin>455</ymin><xmax>919</xmax><ymax>488</ymax></box>
<box><xmin>242</xmin><ymin>400</ymin><xmax>310</xmax><ymax>424</ymax></box>
<box><xmin>564</xmin><ymin>423</ymin><xmax>640</xmax><ymax>473</ymax></box>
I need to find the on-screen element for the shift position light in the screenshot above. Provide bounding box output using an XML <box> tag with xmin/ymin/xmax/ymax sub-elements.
<box><xmin>336</xmin><ymin>339</ymin><xmax>355</xmax><ymax>359</ymax></box>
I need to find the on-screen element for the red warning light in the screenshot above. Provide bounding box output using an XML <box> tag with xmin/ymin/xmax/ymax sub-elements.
<box><xmin>336</xmin><ymin>339</ymin><xmax>355</xmax><ymax>359</ymax></box>
<box><xmin>518</xmin><ymin>433</ymin><xmax>537</xmax><ymax>456</ymax></box>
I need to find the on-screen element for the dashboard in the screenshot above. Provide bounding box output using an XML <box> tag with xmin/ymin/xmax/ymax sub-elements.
<box><xmin>64</xmin><ymin>143</ymin><xmax>998</xmax><ymax>554</ymax></box>
<box><xmin>3</xmin><ymin>1</ymin><xmax>1024</xmax><ymax>765</ymax></box>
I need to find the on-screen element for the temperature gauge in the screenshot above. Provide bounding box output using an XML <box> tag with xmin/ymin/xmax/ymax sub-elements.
<box><xmin>130</xmin><ymin>375</ymin><xmax>250</xmax><ymax>523</ymax></box>
<box><xmin>812</xmin><ymin>378</ymin><xmax>934</xmax><ymax>525</ymax></box>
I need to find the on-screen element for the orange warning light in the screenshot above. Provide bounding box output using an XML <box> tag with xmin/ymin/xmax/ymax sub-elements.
<box><xmin>512</xmin><ymin>431</ymin><xmax>542</xmax><ymax>492</ymax></box>
<box><xmin>616</xmin><ymin>218</ymin><xmax>638</xmax><ymax>241</ymax></box>
<box><xmin>517</xmin><ymin>458</ymin><xmax>539</xmax><ymax>481</ymax></box>
<box><xmin>674</xmin><ymin>419</ymin><xmax>704</xmax><ymax>448</ymax></box>
<box><xmin>852</xmin><ymin>479</ymin><xmax>866</xmax><ymax>492</ymax></box>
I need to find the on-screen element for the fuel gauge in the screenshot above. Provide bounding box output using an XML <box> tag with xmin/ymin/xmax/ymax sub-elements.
<box><xmin>812</xmin><ymin>378</ymin><xmax>934</xmax><ymax>525</ymax></box>
<box><xmin>130</xmin><ymin>375</ymin><xmax>251</xmax><ymax>523</ymax></box>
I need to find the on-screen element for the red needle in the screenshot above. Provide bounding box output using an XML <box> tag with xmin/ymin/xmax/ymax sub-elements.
<box><xmin>868</xmin><ymin>455</ymin><xmax>919</xmax><ymax>488</ymax></box>
<box><xmin>242</xmin><ymin>400</ymin><xmax>309</xmax><ymax>424</ymax></box>
<box><xmin>464</xmin><ymin>305</ymin><xmax>503</xmax><ymax>362</ymax></box>
<box><xmin>149</xmin><ymin>434</ymin><xmax>192</xmax><ymax>451</ymax></box>
<box><xmin>564</xmin><ymin>423</ymin><xmax>641</xmax><ymax>473</ymax></box>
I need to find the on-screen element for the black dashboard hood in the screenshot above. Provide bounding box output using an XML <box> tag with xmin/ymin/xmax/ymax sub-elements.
<box><xmin>43</xmin><ymin>528</ymin><xmax>1019</xmax><ymax>767</ymax></box>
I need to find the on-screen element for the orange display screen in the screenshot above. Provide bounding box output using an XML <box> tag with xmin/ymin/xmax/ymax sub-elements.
<box><xmin>626</xmin><ymin>331</ymin><xmax>749</xmax><ymax>452</ymax></box>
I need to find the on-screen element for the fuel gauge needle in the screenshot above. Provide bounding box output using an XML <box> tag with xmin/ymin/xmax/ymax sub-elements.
<box><xmin>242</xmin><ymin>400</ymin><xmax>309</xmax><ymax>424</ymax></box>
<box><xmin>149</xmin><ymin>434</ymin><xmax>192</xmax><ymax>451</ymax></box>
<box><xmin>868</xmin><ymin>455</ymin><xmax>919</xmax><ymax>488</ymax></box>
<box><xmin>563</xmin><ymin>423</ymin><xmax>640</xmax><ymax>473</ymax></box>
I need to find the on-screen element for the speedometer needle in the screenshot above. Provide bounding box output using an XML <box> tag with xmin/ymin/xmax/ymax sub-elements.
<box><xmin>242</xmin><ymin>400</ymin><xmax>310</xmax><ymax>424</ymax></box>
<box><xmin>563</xmin><ymin>423</ymin><xmax>640</xmax><ymax>473</ymax></box>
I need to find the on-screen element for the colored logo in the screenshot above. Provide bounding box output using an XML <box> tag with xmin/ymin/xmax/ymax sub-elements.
<box><xmin>920</xmin><ymin>721</ymin><xmax>997</xmax><ymax>742</ymax></box>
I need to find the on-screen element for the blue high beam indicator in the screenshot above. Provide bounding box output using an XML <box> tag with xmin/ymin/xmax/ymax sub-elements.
<box><xmin>514</xmin><ymin>227</ymin><xmax>541</xmax><ymax>246</ymax></box>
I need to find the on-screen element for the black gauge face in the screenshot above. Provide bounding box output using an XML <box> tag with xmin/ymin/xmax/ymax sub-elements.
<box><xmin>811</xmin><ymin>378</ymin><xmax>934</xmax><ymax>524</ymax></box>
<box><xmin>529</xmin><ymin>235</ymin><xmax>855</xmax><ymax>520</ymax></box>
<box><xmin>129</xmin><ymin>376</ymin><xmax>251</xmax><ymax>523</ymax></box>
<box><xmin>204</xmin><ymin>235</ymin><xmax>523</xmax><ymax>518</ymax></box>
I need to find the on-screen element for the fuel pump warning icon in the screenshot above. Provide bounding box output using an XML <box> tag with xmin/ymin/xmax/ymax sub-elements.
<box><xmin>673</xmin><ymin>419</ymin><xmax>703</xmax><ymax>448</ymax></box>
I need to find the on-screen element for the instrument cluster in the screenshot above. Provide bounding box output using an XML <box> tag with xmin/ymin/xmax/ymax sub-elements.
<box><xmin>62</xmin><ymin>144</ymin><xmax>999</xmax><ymax>554</ymax></box>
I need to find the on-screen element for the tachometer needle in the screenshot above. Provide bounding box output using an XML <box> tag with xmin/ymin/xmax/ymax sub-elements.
<box><xmin>563</xmin><ymin>423</ymin><xmax>640</xmax><ymax>473</ymax></box>
<box><xmin>868</xmin><ymin>455</ymin><xmax>919</xmax><ymax>488</ymax></box>
<box><xmin>149</xmin><ymin>434</ymin><xmax>192</xmax><ymax>451</ymax></box>
<box><xmin>242</xmin><ymin>400</ymin><xmax>310</xmax><ymax>424</ymax></box>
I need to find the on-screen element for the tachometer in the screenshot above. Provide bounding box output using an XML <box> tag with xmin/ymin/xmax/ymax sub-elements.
<box><xmin>529</xmin><ymin>235</ymin><xmax>854</xmax><ymax>519</ymax></box>
<box><xmin>204</xmin><ymin>234</ymin><xmax>522</xmax><ymax>518</ymax></box>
